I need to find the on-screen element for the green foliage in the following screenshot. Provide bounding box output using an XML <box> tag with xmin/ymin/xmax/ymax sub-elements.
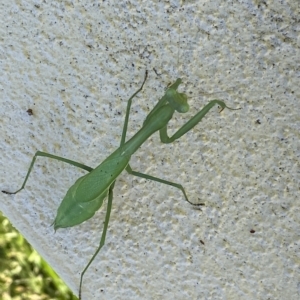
<box><xmin>0</xmin><ymin>212</ymin><xmax>78</xmax><ymax>300</ymax></box>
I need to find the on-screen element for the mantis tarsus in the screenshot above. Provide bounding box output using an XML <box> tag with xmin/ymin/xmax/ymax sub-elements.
<box><xmin>2</xmin><ymin>71</ymin><xmax>239</xmax><ymax>299</ymax></box>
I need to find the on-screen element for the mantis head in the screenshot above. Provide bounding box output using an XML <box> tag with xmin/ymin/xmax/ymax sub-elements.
<box><xmin>165</xmin><ymin>78</ymin><xmax>189</xmax><ymax>113</ymax></box>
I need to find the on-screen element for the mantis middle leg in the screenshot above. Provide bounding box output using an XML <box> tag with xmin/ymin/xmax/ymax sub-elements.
<box><xmin>120</xmin><ymin>71</ymin><xmax>148</xmax><ymax>147</ymax></box>
<box><xmin>126</xmin><ymin>164</ymin><xmax>202</xmax><ymax>206</ymax></box>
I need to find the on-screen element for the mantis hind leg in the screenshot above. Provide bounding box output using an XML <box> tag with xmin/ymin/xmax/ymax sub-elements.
<box><xmin>126</xmin><ymin>164</ymin><xmax>203</xmax><ymax>206</ymax></box>
<box><xmin>2</xmin><ymin>151</ymin><xmax>93</xmax><ymax>195</ymax></box>
<box><xmin>78</xmin><ymin>181</ymin><xmax>115</xmax><ymax>300</ymax></box>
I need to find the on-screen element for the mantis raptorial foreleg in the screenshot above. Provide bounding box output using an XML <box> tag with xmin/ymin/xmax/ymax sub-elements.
<box><xmin>160</xmin><ymin>99</ymin><xmax>239</xmax><ymax>143</ymax></box>
<box><xmin>3</xmin><ymin>70</ymin><xmax>239</xmax><ymax>299</ymax></box>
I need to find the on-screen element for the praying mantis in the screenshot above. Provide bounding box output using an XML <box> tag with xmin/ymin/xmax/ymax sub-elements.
<box><xmin>2</xmin><ymin>70</ymin><xmax>239</xmax><ymax>299</ymax></box>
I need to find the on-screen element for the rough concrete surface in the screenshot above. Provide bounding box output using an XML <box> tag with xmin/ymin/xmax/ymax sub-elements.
<box><xmin>1</xmin><ymin>0</ymin><xmax>299</xmax><ymax>299</ymax></box>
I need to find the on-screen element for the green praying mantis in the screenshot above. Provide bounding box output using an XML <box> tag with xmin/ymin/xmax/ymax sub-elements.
<box><xmin>2</xmin><ymin>70</ymin><xmax>239</xmax><ymax>299</ymax></box>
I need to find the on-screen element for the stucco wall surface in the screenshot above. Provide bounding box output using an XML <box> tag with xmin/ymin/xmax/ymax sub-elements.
<box><xmin>1</xmin><ymin>0</ymin><xmax>299</xmax><ymax>299</ymax></box>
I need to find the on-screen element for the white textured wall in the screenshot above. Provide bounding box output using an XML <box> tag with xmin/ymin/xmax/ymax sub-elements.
<box><xmin>1</xmin><ymin>0</ymin><xmax>299</xmax><ymax>299</ymax></box>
